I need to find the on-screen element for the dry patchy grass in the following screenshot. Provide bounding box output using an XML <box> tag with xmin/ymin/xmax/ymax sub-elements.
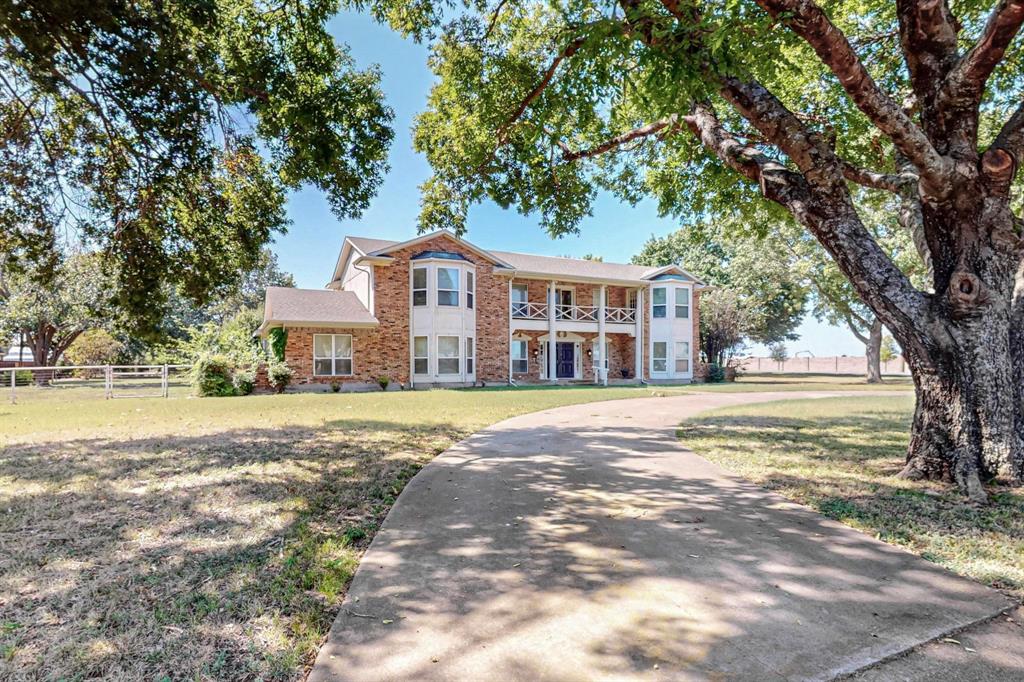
<box><xmin>1</xmin><ymin>385</ymin><xmax>693</xmax><ymax>680</ymax></box>
<box><xmin>680</xmin><ymin>396</ymin><xmax>1024</xmax><ymax>599</ymax></box>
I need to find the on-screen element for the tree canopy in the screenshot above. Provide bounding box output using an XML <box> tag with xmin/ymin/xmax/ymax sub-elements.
<box><xmin>365</xmin><ymin>0</ymin><xmax>1024</xmax><ymax>497</ymax></box>
<box><xmin>0</xmin><ymin>0</ymin><xmax>393</xmax><ymax>329</ymax></box>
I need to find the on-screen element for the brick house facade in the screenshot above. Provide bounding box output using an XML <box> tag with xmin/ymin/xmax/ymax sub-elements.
<box><xmin>259</xmin><ymin>230</ymin><xmax>703</xmax><ymax>389</ymax></box>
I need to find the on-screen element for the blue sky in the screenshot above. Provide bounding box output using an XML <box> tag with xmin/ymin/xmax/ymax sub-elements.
<box><xmin>273</xmin><ymin>10</ymin><xmax>866</xmax><ymax>357</ymax></box>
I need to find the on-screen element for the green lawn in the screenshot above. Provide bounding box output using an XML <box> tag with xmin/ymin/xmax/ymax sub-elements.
<box><xmin>680</xmin><ymin>396</ymin><xmax>1024</xmax><ymax>599</ymax></box>
<box><xmin>0</xmin><ymin>378</ymin><xmax>915</xmax><ymax>679</ymax></box>
<box><xmin>0</xmin><ymin>384</ymin><xmax>702</xmax><ymax>680</ymax></box>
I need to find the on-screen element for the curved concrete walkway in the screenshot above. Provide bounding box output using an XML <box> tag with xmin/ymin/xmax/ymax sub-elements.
<box><xmin>310</xmin><ymin>392</ymin><xmax>1014</xmax><ymax>681</ymax></box>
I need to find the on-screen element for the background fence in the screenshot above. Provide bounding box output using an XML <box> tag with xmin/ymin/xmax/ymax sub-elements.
<box><xmin>735</xmin><ymin>355</ymin><xmax>909</xmax><ymax>375</ymax></box>
<box><xmin>4</xmin><ymin>365</ymin><xmax>191</xmax><ymax>404</ymax></box>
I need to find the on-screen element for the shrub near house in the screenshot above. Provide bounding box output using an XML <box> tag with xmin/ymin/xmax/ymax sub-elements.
<box><xmin>257</xmin><ymin>230</ymin><xmax>705</xmax><ymax>390</ymax></box>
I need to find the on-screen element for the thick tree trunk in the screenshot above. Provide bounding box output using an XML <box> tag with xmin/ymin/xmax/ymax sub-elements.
<box><xmin>865</xmin><ymin>317</ymin><xmax>883</xmax><ymax>383</ymax></box>
<box><xmin>897</xmin><ymin>303</ymin><xmax>1024</xmax><ymax>502</ymax></box>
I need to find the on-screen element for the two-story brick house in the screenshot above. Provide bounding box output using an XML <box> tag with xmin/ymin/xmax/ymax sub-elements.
<box><xmin>258</xmin><ymin>230</ymin><xmax>704</xmax><ymax>389</ymax></box>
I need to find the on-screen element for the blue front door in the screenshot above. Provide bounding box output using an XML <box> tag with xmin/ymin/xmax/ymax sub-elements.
<box><xmin>556</xmin><ymin>342</ymin><xmax>575</xmax><ymax>378</ymax></box>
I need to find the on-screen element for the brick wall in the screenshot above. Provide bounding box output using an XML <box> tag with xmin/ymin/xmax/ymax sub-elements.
<box><xmin>282</xmin><ymin>234</ymin><xmax>512</xmax><ymax>386</ymax></box>
<box><xmin>511</xmin><ymin>331</ymin><xmax>636</xmax><ymax>382</ymax></box>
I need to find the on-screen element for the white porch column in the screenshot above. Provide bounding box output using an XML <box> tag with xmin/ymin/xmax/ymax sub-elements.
<box><xmin>547</xmin><ymin>281</ymin><xmax>557</xmax><ymax>381</ymax></box>
<box><xmin>634</xmin><ymin>287</ymin><xmax>644</xmax><ymax>382</ymax></box>
<box><xmin>597</xmin><ymin>284</ymin><xmax>607</xmax><ymax>386</ymax></box>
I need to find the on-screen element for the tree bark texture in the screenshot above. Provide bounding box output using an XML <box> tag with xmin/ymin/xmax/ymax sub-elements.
<box><xmin>865</xmin><ymin>318</ymin><xmax>883</xmax><ymax>384</ymax></box>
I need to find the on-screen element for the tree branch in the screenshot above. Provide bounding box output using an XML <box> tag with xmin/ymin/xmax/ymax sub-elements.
<box><xmin>840</xmin><ymin>159</ymin><xmax>917</xmax><ymax>192</ymax></box>
<box><xmin>559</xmin><ymin>116</ymin><xmax>678</xmax><ymax>161</ymax></box>
<box><xmin>894</xmin><ymin>0</ymin><xmax>961</xmax><ymax>97</ymax></box>
<box><xmin>752</xmin><ymin>0</ymin><xmax>951</xmax><ymax>195</ymax></box>
<box><xmin>983</xmin><ymin>100</ymin><xmax>1024</xmax><ymax>192</ymax></box>
<box><xmin>494</xmin><ymin>37</ymin><xmax>586</xmax><ymax>146</ymax></box>
<box><xmin>944</xmin><ymin>0</ymin><xmax>1024</xmax><ymax>106</ymax></box>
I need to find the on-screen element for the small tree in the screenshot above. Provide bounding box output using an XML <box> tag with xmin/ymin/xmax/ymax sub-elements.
<box><xmin>699</xmin><ymin>289</ymin><xmax>749</xmax><ymax>366</ymax></box>
<box><xmin>0</xmin><ymin>252</ymin><xmax>112</xmax><ymax>367</ymax></box>
<box><xmin>768</xmin><ymin>342</ymin><xmax>789</xmax><ymax>365</ymax></box>
<box><xmin>880</xmin><ymin>336</ymin><xmax>900</xmax><ymax>364</ymax></box>
<box><xmin>64</xmin><ymin>329</ymin><xmax>123</xmax><ymax>367</ymax></box>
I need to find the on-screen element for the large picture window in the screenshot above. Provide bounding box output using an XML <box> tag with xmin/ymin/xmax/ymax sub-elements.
<box><xmin>313</xmin><ymin>334</ymin><xmax>353</xmax><ymax>376</ymax></box>
<box><xmin>511</xmin><ymin>340</ymin><xmax>528</xmax><ymax>373</ymax></box>
<box><xmin>466</xmin><ymin>337</ymin><xmax>475</xmax><ymax>374</ymax></box>
<box><xmin>437</xmin><ymin>267</ymin><xmax>459</xmax><ymax>306</ymax></box>
<box><xmin>413</xmin><ymin>336</ymin><xmax>428</xmax><ymax>375</ymax></box>
<box><xmin>675</xmin><ymin>288</ymin><xmax>690</xmax><ymax>319</ymax></box>
<box><xmin>412</xmin><ymin>267</ymin><xmax>427</xmax><ymax>306</ymax></box>
<box><xmin>652</xmin><ymin>341</ymin><xmax>667</xmax><ymax>373</ymax></box>
<box><xmin>652</xmin><ymin>288</ymin><xmax>667</xmax><ymax>318</ymax></box>
<box><xmin>437</xmin><ymin>336</ymin><xmax>460</xmax><ymax>374</ymax></box>
<box><xmin>675</xmin><ymin>341</ymin><xmax>690</xmax><ymax>373</ymax></box>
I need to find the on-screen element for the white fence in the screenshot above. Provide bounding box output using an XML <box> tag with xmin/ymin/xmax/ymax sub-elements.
<box><xmin>4</xmin><ymin>364</ymin><xmax>191</xmax><ymax>403</ymax></box>
<box><xmin>736</xmin><ymin>356</ymin><xmax>910</xmax><ymax>375</ymax></box>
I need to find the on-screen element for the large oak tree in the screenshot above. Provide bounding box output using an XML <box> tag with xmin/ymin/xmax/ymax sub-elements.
<box><xmin>1</xmin><ymin>0</ymin><xmax>393</xmax><ymax>330</ymax></box>
<box><xmin>371</xmin><ymin>0</ymin><xmax>1024</xmax><ymax>499</ymax></box>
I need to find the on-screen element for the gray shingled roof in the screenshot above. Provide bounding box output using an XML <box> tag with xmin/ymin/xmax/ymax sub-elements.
<box><xmin>489</xmin><ymin>250</ymin><xmax>659</xmax><ymax>281</ymax></box>
<box><xmin>263</xmin><ymin>287</ymin><xmax>378</xmax><ymax>327</ymax></box>
<box><xmin>343</xmin><ymin>233</ymin><xmax>701</xmax><ymax>283</ymax></box>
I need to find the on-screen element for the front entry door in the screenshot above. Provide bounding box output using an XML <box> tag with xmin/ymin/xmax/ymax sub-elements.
<box><xmin>556</xmin><ymin>342</ymin><xmax>575</xmax><ymax>378</ymax></box>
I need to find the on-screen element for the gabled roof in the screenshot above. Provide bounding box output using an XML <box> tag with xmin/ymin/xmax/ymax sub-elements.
<box><xmin>259</xmin><ymin>287</ymin><xmax>378</xmax><ymax>334</ymax></box>
<box><xmin>331</xmin><ymin>230</ymin><xmax>706</xmax><ymax>286</ymax></box>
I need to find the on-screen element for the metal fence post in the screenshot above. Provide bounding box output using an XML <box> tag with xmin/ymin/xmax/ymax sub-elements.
<box><xmin>105</xmin><ymin>365</ymin><xmax>112</xmax><ymax>399</ymax></box>
<box><xmin>162</xmin><ymin>364</ymin><xmax>169</xmax><ymax>398</ymax></box>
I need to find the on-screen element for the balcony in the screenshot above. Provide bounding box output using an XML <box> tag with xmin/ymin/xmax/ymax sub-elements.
<box><xmin>511</xmin><ymin>302</ymin><xmax>637</xmax><ymax>324</ymax></box>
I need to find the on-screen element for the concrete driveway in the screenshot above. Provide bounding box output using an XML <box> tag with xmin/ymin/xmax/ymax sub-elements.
<box><xmin>309</xmin><ymin>391</ymin><xmax>1015</xmax><ymax>681</ymax></box>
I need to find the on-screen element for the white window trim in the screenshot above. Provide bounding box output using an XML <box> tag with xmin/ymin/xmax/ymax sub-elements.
<box><xmin>652</xmin><ymin>287</ymin><xmax>667</xmax><ymax>318</ymax></box>
<box><xmin>675</xmin><ymin>287</ymin><xmax>690</xmax><ymax>319</ymax></box>
<box><xmin>465</xmin><ymin>336</ymin><xmax>475</xmax><ymax>375</ymax></box>
<box><xmin>511</xmin><ymin>338</ymin><xmax>529</xmax><ymax>374</ymax></box>
<box><xmin>413</xmin><ymin>335</ymin><xmax>429</xmax><ymax>375</ymax></box>
<box><xmin>651</xmin><ymin>340</ymin><xmax>668</xmax><ymax>374</ymax></box>
<box><xmin>313</xmin><ymin>333</ymin><xmax>354</xmax><ymax>377</ymax></box>
<box><xmin>436</xmin><ymin>335</ymin><xmax>460</xmax><ymax>375</ymax></box>
<box><xmin>675</xmin><ymin>341</ymin><xmax>691</xmax><ymax>373</ymax></box>
<box><xmin>412</xmin><ymin>266</ymin><xmax>428</xmax><ymax>307</ymax></box>
<box><xmin>466</xmin><ymin>271</ymin><xmax>475</xmax><ymax>309</ymax></box>
<box><xmin>437</xmin><ymin>267</ymin><xmax>460</xmax><ymax>307</ymax></box>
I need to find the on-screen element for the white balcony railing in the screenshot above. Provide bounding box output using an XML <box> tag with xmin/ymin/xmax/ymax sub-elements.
<box><xmin>511</xmin><ymin>302</ymin><xmax>637</xmax><ymax>324</ymax></box>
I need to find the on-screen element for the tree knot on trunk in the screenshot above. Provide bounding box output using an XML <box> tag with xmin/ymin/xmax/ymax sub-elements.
<box><xmin>948</xmin><ymin>271</ymin><xmax>987</xmax><ymax>316</ymax></box>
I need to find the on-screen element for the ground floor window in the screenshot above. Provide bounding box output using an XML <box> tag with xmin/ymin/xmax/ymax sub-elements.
<box><xmin>313</xmin><ymin>334</ymin><xmax>353</xmax><ymax>376</ymax></box>
<box><xmin>437</xmin><ymin>336</ymin><xmax>460</xmax><ymax>374</ymax></box>
<box><xmin>511</xmin><ymin>339</ymin><xmax>528</xmax><ymax>373</ymax></box>
<box><xmin>675</xmin><ymin>341</ymin><xmax>690</xmax><ymax>373</ymax></box>
<box><xmin>466</xmin><ymin>337</ymin><xmax>474</xmax><ymax>374</ymax></box>
<box><xmin>652</xmin><ymin>341</ymin><xmax>667</xmax><ymax>373</ymax></box>
<box><xmin>413</xmin><ymin>336</ymin><xmax>428</xmax><ymax>374</ymax></box>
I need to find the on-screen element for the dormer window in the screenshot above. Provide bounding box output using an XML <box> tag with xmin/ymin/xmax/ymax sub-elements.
<box><xmin>437</xmin><ymin>267</ymin><xmax>460</xmax><ymax>306</ymax></box>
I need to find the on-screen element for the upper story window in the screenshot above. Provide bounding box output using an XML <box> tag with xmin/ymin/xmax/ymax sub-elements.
<box><xmin>675</xmin><ymin>287</ymin><xmax>690</xmax><ymax>318</ymax></box>
<box><xmin>437</xmin><ymin>267</ymin><xmax>460</xmax><ymax>306</ymax></box>
<box><xmin>412</xmin><ymin>267</ymin><xmax>427</xmax><ymax>306</ymax></box>
<box><xmin>627</xmin><ymin>290</ymin><xmax>638</xmax><ymax>310</ymax></box>
<box><xmin>466</xmin><ymin>271</ymin><xmax>475</xmax><ymax>309</ymax></box>
<box><xmin>511</xmin><ymin>284</ymin><xmax>528</xmax><ymax>316</ymax></box>
<box><xmin>652</xmin><ymin>287</ymin><xmax>667</xmax><ymax>318</ymax></box>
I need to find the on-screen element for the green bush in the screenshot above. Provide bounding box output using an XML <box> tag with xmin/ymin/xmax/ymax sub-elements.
<box><xmin>706</xmin><ymin>363</ymin><xmax>726</xmax><ymax>383</ymax></box>
<box><xmin>376</xmin><ymin>376</ymin><xmax>390</xmax><ymax>391</ymax></box>
<box><xmin>268</xmin><ymin>327</ymin><xmax>288</xmax><ymax>362</ymax></box>
<box><xmin>267</xmin><ymin>360</ymin><xmax>292</xmax><ymax>393</ymax></box>
<box><xmin>190</xmin><ymin>354</ymin><xmax>237</xmax><ymax>397</ymax></box>
<box><xmin>232</xmin><ymin>365</ymin><xmax>257</xmax><ymax>396</ymax></box>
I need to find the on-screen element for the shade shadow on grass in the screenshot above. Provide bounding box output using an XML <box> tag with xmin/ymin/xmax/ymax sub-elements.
<box><xmin>0</xmin><ymin>418</ymin><xmax>463</xmax><ymax>680</ymax></box>
<box><xmin>680</xmin><ymin>397</ymin><xmax>1024</xmax><ymax>598</ymax></box>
